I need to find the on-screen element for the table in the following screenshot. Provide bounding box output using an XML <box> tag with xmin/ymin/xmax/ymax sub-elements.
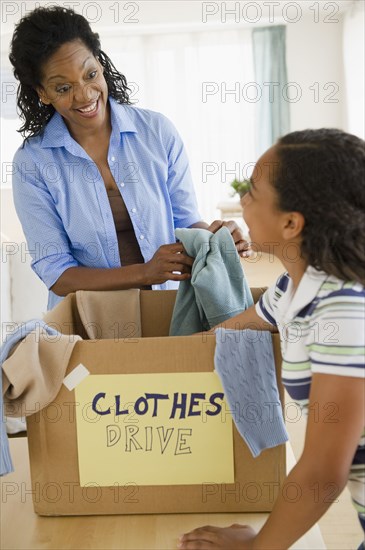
<box><xmin>0</xmin><ymin>438</ymin><xmax>326</xmax><ymax>549</ymax></box>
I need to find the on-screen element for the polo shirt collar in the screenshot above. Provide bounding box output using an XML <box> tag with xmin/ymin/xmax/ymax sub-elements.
<box><xmin>40</xmin><ymin>96</ymin><xmax>137</xmax><ymax>149</ymax></box>
<box><xmin>276</xmin><ymin>266</ymin><xmax>328</xmax><ymax>322</ymax></box>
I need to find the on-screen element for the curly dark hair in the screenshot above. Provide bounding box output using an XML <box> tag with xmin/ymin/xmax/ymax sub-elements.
<box><xmin>275</xmin><ymin>128</ymin><xmax>365</xmax><ymax>285</ymax></box>
<box><xmin>9</xmin><ymin>5</ymin><xmax>131</xmax><ymax>139</ymax></box>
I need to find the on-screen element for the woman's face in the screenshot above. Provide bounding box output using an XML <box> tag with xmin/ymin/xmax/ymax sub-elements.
<box><xmin>37</xmin><ymin>40</ymin><xmax>109</xmax><ymax>137</ymax></box>
<box><xmin>241</xmin><ymin>145</ymin><xmax>288</xmax><ymax>256</ymax></box>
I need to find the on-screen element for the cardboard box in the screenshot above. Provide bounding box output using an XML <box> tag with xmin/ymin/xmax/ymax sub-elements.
<box><xmin>26</xmin><ymin>289</ymin><xmax>286</xmax><ymax>516</ymax></box>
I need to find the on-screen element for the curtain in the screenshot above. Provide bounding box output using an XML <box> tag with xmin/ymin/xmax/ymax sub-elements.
<box><xmin>252</xmin><ymin>26</ymin><xmax>290</xmax><ymax>157</ymax></box>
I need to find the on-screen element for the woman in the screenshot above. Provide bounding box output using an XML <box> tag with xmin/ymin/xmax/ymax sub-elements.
<box><xmin>180</xmin><ymin>129</ymin><xmax>365</xmax><ymax>549</ymax></box>
<box><xmin>9</xmin><ymin>6</ymin><xmax>249</xmax><ymax>310</ymax></box>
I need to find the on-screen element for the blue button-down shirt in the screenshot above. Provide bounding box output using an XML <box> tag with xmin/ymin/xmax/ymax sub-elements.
<box><xmin>12</xmin><ymin>98</ymin><xmax>201</xmax><ymax>310</ymax></box>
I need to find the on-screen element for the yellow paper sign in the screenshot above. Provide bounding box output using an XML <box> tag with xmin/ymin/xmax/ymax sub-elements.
<box><xmin>75</xmin><ymin>372</ymin><xmax>234</xmax><ymax>486</ymax></box>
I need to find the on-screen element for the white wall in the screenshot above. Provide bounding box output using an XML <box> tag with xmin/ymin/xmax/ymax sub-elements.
<box><xmin>286</xmin><ymin>15</ymin><xmax>345</xmax><ymax>131</ymax></box>
<box><xmin>343</xmin><ymin>0</ymin><xmax>365</xmax><ymax>138</ymax></box>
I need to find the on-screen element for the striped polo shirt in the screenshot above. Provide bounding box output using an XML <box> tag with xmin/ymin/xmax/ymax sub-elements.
<box><xmin>256</xmin><ymin>266</ymin><xmax>365</xmax><ymax>533</ymax></box>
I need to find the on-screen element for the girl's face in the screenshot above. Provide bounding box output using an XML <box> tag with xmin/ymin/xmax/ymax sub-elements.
<box><xmin>242</xmin><ymin>145</ymin><xmax>294</xmax><ymax>257</ymax></box>
<box><xmin>37</xmin><ymin>40</ymin><xmax>109</xmax><ymax>137</ymax></box>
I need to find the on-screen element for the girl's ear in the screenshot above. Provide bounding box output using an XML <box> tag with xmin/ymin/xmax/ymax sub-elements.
<box><xmin>36</xmin><ymin>86</ymin><xmax>51</xmax><ymax>105</ymax></box>
<box><xmin>282</xmin><ymin>212</ymin><xmax>305</xmax><ymax>241</ymax></box>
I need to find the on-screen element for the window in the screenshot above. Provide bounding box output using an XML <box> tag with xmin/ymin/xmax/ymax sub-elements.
<box><xmin>101</xmin><ymin>28</ymin><xmax>255</xmax><ymax>220</ymax></box>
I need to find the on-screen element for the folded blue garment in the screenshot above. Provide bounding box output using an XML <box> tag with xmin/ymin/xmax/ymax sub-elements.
<box><xmin>0</xmin><ymin>369</ymin><xmax>13</xmax><ymax>476</ymax></box>
<box><xmin>214</xmin><ymin>328</ymin><xmax>288</xmax><ymax>458</ymax></box>
<box><xmin>170</xmin><ymin>227</ymin><xmax>253</xmax><ymax>336</ymax></box>
<box><xmin>0</xmin><ymin>320</ymin><xmax>60</xmax><ymax>476</ymax></box>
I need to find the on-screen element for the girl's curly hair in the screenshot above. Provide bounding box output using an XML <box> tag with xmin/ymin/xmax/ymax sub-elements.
<box><xmin>9</xmin><ymin>5</ymin><xmax>131</xmax><ymax>139</ymax></box>
<box><xmin>275</xmin><ymin>128</ymin><xmax>365</xmax><ymax>285</ymax></box>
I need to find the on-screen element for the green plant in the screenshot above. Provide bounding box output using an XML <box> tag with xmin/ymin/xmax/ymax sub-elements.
<box><xmin>230</xmin><ymin>178</ymin><xmax>250</xmax><ymax>198</ymax></box>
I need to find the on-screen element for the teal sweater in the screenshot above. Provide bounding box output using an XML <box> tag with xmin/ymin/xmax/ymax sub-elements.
<box><xmin>169</xmin><ymin>227</ymin><xmax>253</xmax><ymax>336</ymax></box>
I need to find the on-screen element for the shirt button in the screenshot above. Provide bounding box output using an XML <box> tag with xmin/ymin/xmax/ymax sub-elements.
<box><xmin>139</xmin><ymin>235</ymin><xmax>145</xmax><ymax>240</ymax></box>
<box><xmin>111</xmin><ymin>156</ymin><xmax>115</xmax><ymax>162</ymax></box>
<box><xmin>131</xmin><ymin>208</ymin><xmax>137</xmax><ymax>214</ymax></box>
<box><xmin>120</xmin><ymin>182</ymin><xmax>125</xmax><ymax>187</ymax></box>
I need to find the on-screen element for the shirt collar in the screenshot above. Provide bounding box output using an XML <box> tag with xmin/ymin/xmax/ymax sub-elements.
<box><xmin>40</xmin><ymin>110</ymin><xmax>69</xmax><ymax>148</ymax></box>
<box><xmin>276</xmin><ymin>265</ymin><xmax>329</xmax><ymax>322</ymax></box>
<box><xmin>109</xmin><ymin>97</ymin><xmax>138</xmax><ymax>135</ymax></box>
<box><xmin>40</xmin><ymin>96</ymin><xmax>137</xmax><ymax>149</ymax></box>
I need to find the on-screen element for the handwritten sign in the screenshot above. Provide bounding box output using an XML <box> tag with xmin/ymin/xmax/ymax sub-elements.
<box><xmin>75</xmin><ymin>372</ymin><xmax>234</xmax><ymax>486</ymax></box>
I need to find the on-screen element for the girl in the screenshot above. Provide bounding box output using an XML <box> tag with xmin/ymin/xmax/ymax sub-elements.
<box><xmin>180</xmin><ymin>128</ymin><xmax>365</xmax><ymax>549</ymax></box>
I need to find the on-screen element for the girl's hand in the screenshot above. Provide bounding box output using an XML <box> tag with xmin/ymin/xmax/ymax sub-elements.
<box><xmin>207</xmin><ymin>220</ymin><xmax>252</xmax><ymax>258</ymax></box>
<box><xmin>178</xmin><ymin>524</ymin><xmax>257</xmax><ymax>549</ymax></box>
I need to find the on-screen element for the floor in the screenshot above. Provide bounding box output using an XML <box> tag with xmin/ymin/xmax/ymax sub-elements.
<box><xmin>242</xmin><ymin>253</ymin><xmax>363</xmax><ymax>550</ymax></box>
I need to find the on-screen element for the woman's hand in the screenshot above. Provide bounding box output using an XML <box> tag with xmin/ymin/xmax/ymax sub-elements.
<box><xmin>143</xmin><ymin>243</ymin><xmax>194</xmax><ymax>285</ymax></box>
<box><xmin>207</xmin><ymin>220</ymin><xmax>252</xmax><ymax>258</ymax></box>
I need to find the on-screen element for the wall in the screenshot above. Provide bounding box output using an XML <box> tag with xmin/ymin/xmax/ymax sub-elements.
<box><xmin>343</xmin><ymin>0</ymin><xmax>365</xmax><ymax>138</ymax></box>
<box><xmin>286</xmin><ymin>15</ymin><xmax>345</xmax><ymax>131</ymax></box>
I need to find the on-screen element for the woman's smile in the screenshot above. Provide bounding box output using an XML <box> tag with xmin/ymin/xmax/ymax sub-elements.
<box><xmin>74</xmin><ymin>93</ymin><xmax>100</xmax><ymax>117</ymax></box>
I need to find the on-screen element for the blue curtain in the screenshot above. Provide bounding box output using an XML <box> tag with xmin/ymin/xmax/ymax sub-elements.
<box><xmin>252</xmin><ymin>26</ymin><xmax>290</xmax><ymax>157</ymax></box>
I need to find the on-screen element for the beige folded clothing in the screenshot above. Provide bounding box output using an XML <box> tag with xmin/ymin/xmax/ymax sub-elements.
<box><xmin>2</xmin><ymin>325</ymin><xmax>81</xmax><ymax>417</ymax></box>
<box><xmin>76</xmin><ymin>289</ymin><xmax>141</xmax><ymax>339</ymax></box>
<box><xmin>2</xmin><ymin>289</ymin><xmax>142</xmax><ymax>416</ymax></box>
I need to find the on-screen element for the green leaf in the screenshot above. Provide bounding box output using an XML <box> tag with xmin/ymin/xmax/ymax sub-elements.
<box><xmin>230</xmin><ymin>178</ymin><xmax>250</xmax><ymax>198</ymax></box>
